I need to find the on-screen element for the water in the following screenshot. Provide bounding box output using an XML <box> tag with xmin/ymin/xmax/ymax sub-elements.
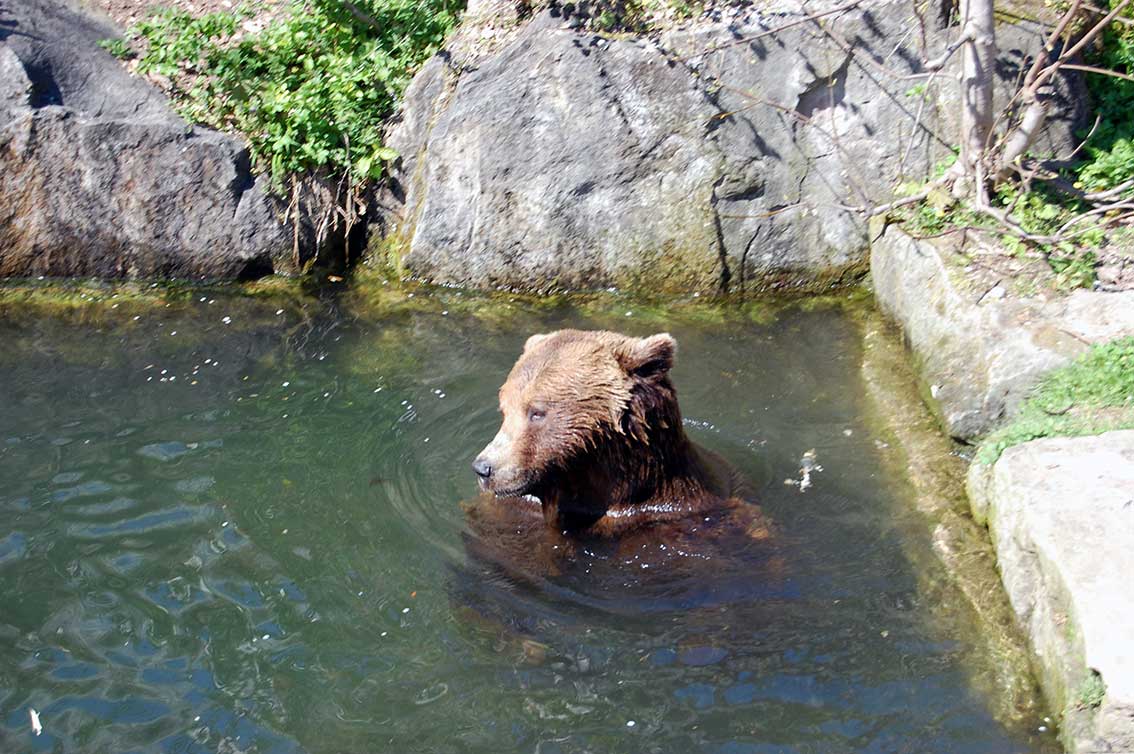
<box><xmin>0</xmin><ymin>287</ymin><xmax>1058</xmax><ymax>753</ymax></box>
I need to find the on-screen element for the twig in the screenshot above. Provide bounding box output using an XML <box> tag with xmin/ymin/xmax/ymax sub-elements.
<box><xmin>923</xmin><ymin>31</ymin><xmax>972</xmax><ymax>71</ymax></box>
<box><xmin>1086</xmin><ymin>178</ymin><xmax>1134</xmax><ymax>202</ymax></box>
<box><xmin>898</xmin><ymin>68</ymin><xmax>940</xmax><ymax>175</ymax></box>
<box><xmin>1055</xmin><ymin>202</ymin><xmax>1134</xmax><ymax>236</ymax></box>
<box><xmin>1056</xmin><ymin>113</ymin><xmax>1102</xmax><ymax>163</ymax></box>
<box><xmin>1046</xmin><ymin>0</ymin><xmax>1131</xmax><ymax>72</ymax></box>
<box><xmin>1058</xmin><ymin>63</ymin><xmax>1134</xmax><ymax>82</ymax></box>
<box><xmin>868</xmin><ymin>180</ymin><xmax>943</xmax><ymax>216</ymax></box>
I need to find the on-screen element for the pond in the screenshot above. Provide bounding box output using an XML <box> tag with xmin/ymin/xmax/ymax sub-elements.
<box><xmin>0</xmin><ymin>285</ymin><xmax>1058</xmax><ymax>753</ymax></box>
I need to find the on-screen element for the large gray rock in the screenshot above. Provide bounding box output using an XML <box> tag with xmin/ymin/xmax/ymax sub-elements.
<box><xmin>871</xmin><ymin>224</ymin><xmax>1134</xmax><ymax>440</ymax></box>
<box><xmin>967</xmin><ymin>432</ymin><xmax>1134</xmax><ymax>753</ymax></box>
<box><xmin>0</xmin><ymin>0</ymin><xmax>297</xmax><ymax>280</ymax></box>
<box><xmin>378</xmin><ymin>0</ymin><xmax>1083</xmax><ymax>293</ymax></box>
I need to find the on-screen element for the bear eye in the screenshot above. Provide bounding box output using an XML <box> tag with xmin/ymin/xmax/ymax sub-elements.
<box><xmin>528</xmin><ymin>406</ymin><xmax>547</xmax><ymax>422</ymax></box>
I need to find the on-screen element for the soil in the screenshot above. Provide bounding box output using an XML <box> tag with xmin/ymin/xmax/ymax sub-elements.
<box><xmin>80</xmin><ymin>0</ymin><xmax>282</xmax><ymax>30</ymax></box>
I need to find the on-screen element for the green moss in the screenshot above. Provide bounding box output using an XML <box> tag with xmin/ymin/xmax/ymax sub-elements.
<box><xmin>977</xmin><ymin>337</ymin><xmax>1134</xmax><ymax>463</ymax></box>
<box><xmin>0</xmin><ymin>278</ymin><xmax>322</xmax><ymax>330</ymax></box>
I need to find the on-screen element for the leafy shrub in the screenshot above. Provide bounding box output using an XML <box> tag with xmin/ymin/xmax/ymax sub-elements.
<box><xmin>112</xmin><ymin>0</ymin><xmax>464</xmax><ymax>185</ymax></box>
<box><xmin>1077</xmin><ymin>0</ymin><xmax>1134</xmax><ymax>192</ymax></box>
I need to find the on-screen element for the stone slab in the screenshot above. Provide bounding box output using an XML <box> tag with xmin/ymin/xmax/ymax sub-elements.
<box><xmin>968</xmin><ymin>431</ymin><xmax>1134</xmax><ymax>752</ymax></box>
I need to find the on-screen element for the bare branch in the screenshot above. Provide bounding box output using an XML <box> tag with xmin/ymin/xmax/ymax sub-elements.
<box><xmin>997</xmin><ymin>98</ymin><xmax>1047</xmax><ymax>178</ymax></box>
<box><xmin>1058</xmin><ymin>63</ymin><xmax>1134</xmax><ymax>82</ymax></box>
<box><xmin>1021</xmin><ymin>0</ymin><xmax>1082</xmax><ymax>92</ymax></box>
<box><xmin>1056</xmin><ymin>202</ymin><xmax>1134</xmax><ymax>236</ymax></box>
<box><xmin>1086</xmin><ymin>179</ymin><xmax>1134</xmax><ymax>202</ymax></box>
<box><xmin>923</xmin><ymin>31</ymin><xmax>972</xmax><ymax>71</ymax></box>
<box><xmin>868</xmin><ymin>175</ymin><xmax>952</xmax><ymax>216</ymax></box>
<box><xmin>1081</xmin><ymin>2</ymin><xmax>1134</xmax><ymax>24</ymax></box>
<box><xmin>1049</xmin><ymin>0</ymin><xmax>1132</xmax><ymax>71</ymax></box>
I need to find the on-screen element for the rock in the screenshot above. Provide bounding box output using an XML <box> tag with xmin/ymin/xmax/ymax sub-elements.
<box><xmin>870</xmin><ymin>223</ymin><xmax>1134</xmax><ymax>440</ymax></box>
<box><xmin>967</xmin><ymin>431</ymin><xmax>1134</xmax><ymax>753</ymax></box>
<box><xmin>0</xmin><ymin>0</ymin><xmax>314</xmax><ymax>280</ymax></box>
<box><xmin>378</xmin><ymin>0</ymin><xmax>1084</xmax><ymax>293</ymax></box>
<box><xmin>0</xmin><ymin>47</ymin><xmax>32</xmax><ymax>124</ymax></box>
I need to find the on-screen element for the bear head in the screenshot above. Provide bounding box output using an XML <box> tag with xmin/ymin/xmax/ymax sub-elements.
<box><xmin>472</xmin><ymin>329</ymin><xmax>686</xmax><ymax>525</ymax></box>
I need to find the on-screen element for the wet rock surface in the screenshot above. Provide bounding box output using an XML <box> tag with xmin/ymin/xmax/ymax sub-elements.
<box><xmin>870</xmin><ymin>224</ymin><xmax>1134</xmax><ymax>440</ymax></box>
<box><xmin>0</xmin><ymin>0</ymin><xmax>293</xmax><ymax>280</ymax></box>
<box><xmin>967</xmin><ymin>431</ymin><xmax>1134</xmax><ymax>753</ymax></box>
<box><xmin>379</xmin><ymin>0</ymin><xmax>1083</xmax><ymax>293</ymax></box>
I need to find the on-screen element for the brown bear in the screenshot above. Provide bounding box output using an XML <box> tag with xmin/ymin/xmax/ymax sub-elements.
<box><xmin>468</xmin><ymin>329</ymin><xmax>770</xmax><ymax>543</ymax></box>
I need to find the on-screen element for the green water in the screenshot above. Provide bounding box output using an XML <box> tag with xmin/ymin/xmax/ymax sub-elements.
<box><xmin>0</xmin><ymin>287</ymin><xmax>1057</xmax><ymax>753</ymax></box>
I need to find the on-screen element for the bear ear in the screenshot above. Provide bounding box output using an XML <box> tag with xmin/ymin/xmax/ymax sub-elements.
<box><xmin>618</xmin><ymin>333</ymin><xmax>676</xmax><ymax>378</ymax></box>
<box><xmin>523</xmin><ymin>333</ymin><xmax>550</xmax><ymax>353</ymax></box>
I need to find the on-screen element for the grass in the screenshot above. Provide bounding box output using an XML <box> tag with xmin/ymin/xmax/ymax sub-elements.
<box><xmin>977</xmin><ymin>337</ymin><xmax>1134</xmax><ymax>463</ymax></box>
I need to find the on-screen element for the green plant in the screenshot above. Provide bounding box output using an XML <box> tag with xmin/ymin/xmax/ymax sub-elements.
<box><xmin>1075</xmin><ymin>671</ymin><xmax>1107</xmax><ymax>710</ymax></box>
<box><xmin>118</xmin><ymin>0</ymin><xmax>463</xmax><ymax>186</ymax></box>
<box><xmin>98</xmin><ymin>37</ymin><xmax>133</xmax><ymax>58</ymax></box>
<box><xmin>978</xmin><ymin>337</ymin><xmax>1134</xmax><ymax>463</ymax></box>
<box><xmin>1076</xmin><ymin>1</ymin><xmax>1134</xmax><ymax>192</ymax></box>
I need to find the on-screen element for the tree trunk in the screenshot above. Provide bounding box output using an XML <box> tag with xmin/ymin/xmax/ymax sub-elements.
<box><xmin>956</xmin><ymin>0</ymin><xmax>996</xmax><ymax>200</ymax></box>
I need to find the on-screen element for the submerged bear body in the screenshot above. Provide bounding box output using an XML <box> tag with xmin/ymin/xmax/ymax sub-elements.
<box><xmin>468</xmin><ymin>329</ymin><xmax>771</xmax><ymax>545</ymax></box>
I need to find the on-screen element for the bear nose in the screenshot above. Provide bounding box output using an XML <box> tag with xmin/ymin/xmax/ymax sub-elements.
<box><xmin>472</xmin><ymin>458</ymin><xmax>493</xmax><ymax>480</ymax></box>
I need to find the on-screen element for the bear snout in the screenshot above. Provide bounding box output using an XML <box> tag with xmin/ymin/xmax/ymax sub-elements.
<box><xmin>473</xmin><ymin>430</ymin><xmax>535</xmax><ymax>495</ymax></box>
<box><xmin>472</xmin><ymin>457</ymin><xmax>493</xmax><ymax>481</ymax></box>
